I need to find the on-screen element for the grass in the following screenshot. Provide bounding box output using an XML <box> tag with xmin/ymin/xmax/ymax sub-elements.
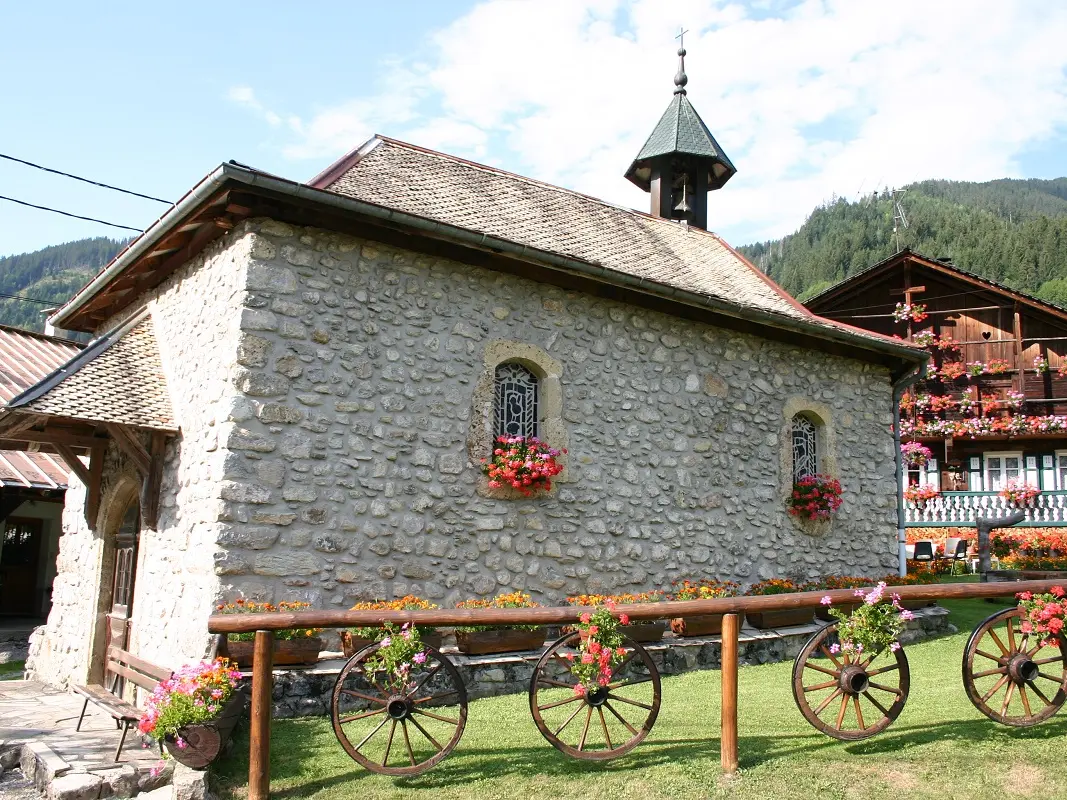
<box><xmin>0</xmin><ymin>660</ymin><xmax>25</xmax><ymax>677</ymax></box>
<box><xmin>212</xmin><ymin>595</ymin><xmax>1066</xmax><ymax>800</ymax></box>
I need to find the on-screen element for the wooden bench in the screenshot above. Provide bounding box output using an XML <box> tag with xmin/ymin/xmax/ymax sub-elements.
<box><xmin>73</xmin><ymin>647</ymin><xmax>171</xmax><ymax>761</ymax></box>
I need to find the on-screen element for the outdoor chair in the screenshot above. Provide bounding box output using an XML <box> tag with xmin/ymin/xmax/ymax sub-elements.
<box><xmin>941</xmin><ymin>537</ymin><xmax>968</xmax><ymax>561</ymax></box>
<box><xmin>912</xmin><ymin>540</ymin><xmax>935</xmax><ymax>561</ymax></box>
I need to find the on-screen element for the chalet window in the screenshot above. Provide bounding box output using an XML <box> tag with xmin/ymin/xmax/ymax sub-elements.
<box><xmin>984</xmin><ymin>451</ymin><xmax>1023</xmax><ymax>491</ymax></box>
<box><xmin>1055</xmin><ymin>451</ymin><xmax>1067</xmax><ymax>490</ymax></box>
<box><xmin>494</xmin><ymin>362</ymin><xmax>539</xmax><ymax>439</ymax></box>
<box><xmin>906</xmin><ymin>458</ymin><xmax>939</xmax><ymax>491</ymax></box>
<box><xmin>791</xmin><ymin>414</ymin><xmax>818</xmax><ymax>482</ymax></box>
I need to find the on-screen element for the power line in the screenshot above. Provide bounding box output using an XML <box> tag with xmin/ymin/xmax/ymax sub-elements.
<box><xmin>0</xmin><ymin>194</ymin><xmax>143</xmax><ymax>233</ymax></box>
<box><xmin>0</xmin><ymin>291</ymin><xmax>58</xmax><ymax>306</ymax></box>
<box><xmin>0</xmin><ymin>152</ymin><xmax>173</xmax><ymax>205</ymax></box>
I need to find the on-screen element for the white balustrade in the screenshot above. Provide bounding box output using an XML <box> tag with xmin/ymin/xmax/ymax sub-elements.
<box><xmin>904</xmin><ymin>490</ymin><xmax>1067</xmax><ymax>526</ymax></box>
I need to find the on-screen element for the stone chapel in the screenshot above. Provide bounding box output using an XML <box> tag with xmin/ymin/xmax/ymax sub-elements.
<box><xmin>0</xmin><ymin>51</ymin><xmax>924</xmax><ymax>686</ymax></box>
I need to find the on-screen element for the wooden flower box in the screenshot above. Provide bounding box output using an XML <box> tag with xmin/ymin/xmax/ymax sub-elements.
<box><xmin>745</xmin><ymin>608</ymin><xmax>814</xmax><ymax>629</ymax></box>
<box><xmin>222</xmin><ymin>636</ymin><xmax>323</xmax><ymax>669</ymax></box>
<box><xmin>339</xmin><ymin>630</ymin><xmax>443</xmax><ymax>659</ymax></box>
<box><xmin>621</xmin><ymin>620</ymin><xmax>668</xmax><ymax>643</ymax></box>
<box><xmin>670</xmin><ymin>614</ymin><xmax>725</xmax><ymax>637</ymax></box>
<box><xmin>455</xmin><ymin>628</ymin><xmax>546</xmax><ymax>655</ymax></box>
<box><xmin>815</xmin><ymin>603</ymin><xmax>860</xmax><ymax>622</ymax></box>
<box><xmin>164</xmin><ymin>688</ymin><xmax>247</xmax><ymax>769</ymax></box>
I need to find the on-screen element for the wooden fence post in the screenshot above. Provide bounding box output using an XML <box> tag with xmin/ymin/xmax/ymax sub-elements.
<box><xmin>249</xmin><ymin>630</ymin><xmax>274</xmax><ymax>800</ymax></box>
<box><xmin>720</xmin><ymin>612</ymin><xmax>739</xmax><ymax>773</ymax></box>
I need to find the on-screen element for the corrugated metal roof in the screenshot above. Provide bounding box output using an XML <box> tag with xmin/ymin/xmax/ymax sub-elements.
<box><xmin>0</xmin><ymin>449</ymin><xmax>69</xmax><ymax>489</ymax></box>
<box><xmin>0</xmin><ymin>325</ymin><xmax>82</xmax><ymax>405</ymax></box>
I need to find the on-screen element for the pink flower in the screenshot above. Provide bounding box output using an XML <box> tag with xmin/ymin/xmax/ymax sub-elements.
<box><xmin>890</xmin><ymin>642</ymin><xmax>901</xmax><ymax>653</ymax></box>
<box><xmin>413</xmin><ymin>651</ymin><xmax>427</xmax><ymax>665</ymax></box>
<box><xmin>820</xmin><ymin>595</ymin><xmax>832</xmax><ymax>606</ymax></box>
<box><xmin>829</xmin><ymin>643</ymin><xmax>841</xmax><ymax>654</ymax></box>
<box><xmin>380</xmin><ymin>636</ymin><xmax>392</xmax><ymax>648</ymax></box>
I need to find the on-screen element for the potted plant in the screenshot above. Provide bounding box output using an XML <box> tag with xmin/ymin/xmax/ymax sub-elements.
<box><xmin>819</xmin><ymin>581</ymin><xmax>913</xmax><ymax>658</ymax></box>
<box><xmin>216</xmin><ymin>600</ymin><xmax>323</xmax><ymax>668</ymax></box>
<box><xmin>1017</xmin><ymin>586</ymin><xmax>1066</xmax><ymax>646</ymax></box>
<box><xmin>787</xmin><ymin>474</ymin><xmax>843</xmax><ymax>521</ymax></box>
<box><xmin>1000</xmin><ymin>481</ymin><xmax>1040</xmax><ymax>508</ymax></box>
<box><xmin>340</xmin><ymin>595</ymin><xmax>441</xmax><ymax>657</ymax></box>
<box><xmin>668</xmin><ymin>579</ymin><xmax>740</xmax><ymax>636</ymax></box>
<box><xmin>900</xmin><ymin>442</ymin><xmax>932</xmax><ymax>467</ymax></box>
<box><xmin>903</xmin><ymin>484</ymin><xmax>939</xmax><ymax>507</ymax></box>
<box><xmin>560</xmin><ymin>602</ymin><xmax>630</xmax><ymax>697</ymax></box>
<box><xmin>454</xmin><ymin>591</ymin><xmax>545</xmax><ymax>654</ymax></box>
<box><xmin>744</xmin><ymin>579</ymin><xmax>814</xmax><ymax>629</ymax></box>
<box><xmin>481</xmin><ymin>436</ymin><xmax>565</xmax><ymax>495</ymax></box>
<box><xmin>138</xmin><ymin>659</ymin><xmax>246</xmax><ymax>770</ymax></box>
<box><xmin>566</xmin><ymin>592</ymin><xmax>669</xmax><ymax>642</ymax></box>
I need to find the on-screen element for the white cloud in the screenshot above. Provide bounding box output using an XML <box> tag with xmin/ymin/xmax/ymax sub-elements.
<box><xmin>228</xmin><ymin>0</ymin><xmax>1067</xmax><ymax>244</ymax></box>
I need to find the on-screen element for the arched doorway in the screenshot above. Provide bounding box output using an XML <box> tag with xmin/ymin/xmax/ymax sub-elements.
<box><xmin>89</xmin><ymin>486</ymin><xmax>141</xmax><ymax>682</ymax></box>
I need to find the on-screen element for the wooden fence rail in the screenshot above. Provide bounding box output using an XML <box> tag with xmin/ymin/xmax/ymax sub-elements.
<box><xmin>207</xmin><ymin>579</ymin><xmax>1064</xmax><ymax>800</ymax></box>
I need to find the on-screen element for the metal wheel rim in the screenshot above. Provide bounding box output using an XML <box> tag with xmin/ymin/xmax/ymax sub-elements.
<box><xmin>962</xmin><ymin>607</ymin><xmax>1067</xmax><ymax>727</ymax></box>
<box><xmin>528</xmin><ymin>631</ymin><xmax>661</xmax><ymax>760</ymax></box>
<box><xmin>331</xmin><ymin>643</ymin><xmax>467</xmax><ymax>776</ymax></box>
<box><xmin>792</xmin><ymin>622</ymin><xmax>910</xmax><ymax>741</ymax></box>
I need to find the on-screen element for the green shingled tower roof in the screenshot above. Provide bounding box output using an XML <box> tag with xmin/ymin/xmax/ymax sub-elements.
<box><xmin>625</xmin><ymin>39</ymin><xmax>736</xmax><ymax>205</ymax></box>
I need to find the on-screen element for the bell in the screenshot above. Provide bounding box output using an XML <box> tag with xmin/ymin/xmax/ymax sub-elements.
<box><xmin>672</xmin><ymin>181</ymin><xmax>693</xmax><ymax>214</ymax></box>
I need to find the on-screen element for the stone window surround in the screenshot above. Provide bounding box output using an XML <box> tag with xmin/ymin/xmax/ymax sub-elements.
<box><xmin>467</xmin><ymin>340</ymin><xmax>569</xmax><ymax>494</ymax></box>
<box><xmin>779</xmin><ymin>397</ymin><xmax>839</xmax><ymax>535</ymax></box>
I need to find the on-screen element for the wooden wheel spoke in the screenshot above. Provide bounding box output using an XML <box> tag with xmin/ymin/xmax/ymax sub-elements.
<box><xmin>381</xmin><ymin>720</ymin><xmax>396</xmax><ymax>766</ymax></box>
<box><xmin>407</xmin><ymin>714</ymin><xmax>443</xmax><ymax>752</ymax></box>
<box><xmin>538</xmin><ymin>694</ymin><xmax>584</xmax><ymax>712</ymax></box>
<box><xmin>577</xmin><ymin>706</ymin><xmax>593</xmax><ymax>751</ymax></box>
<box><xmin>609</xmin><ymin>651</ymin><xmax>637</xmax><ymax>681</ymax></box>
<box><xmin>1033</xmin><ymin>655</ymin><xmax>1066</xmax><ymax>665</ymax></box>
<box><xmin>804</xmin><ymin>662</ymin><xmax>840</xmax><ymax>678</ymax></box>
<box><xmin>1001</xmin><ymin>682</ymin><xmax>1017</xmax><ymax>717</ymax></box>
<box><xmin>604</xmin><ymin>700</ymin><xmax>639</xmax><ymax>735</ymax></box>
<box><xmin>819</xmin><ymin>646</ymin><xmax>843</xmax><ymax>668</ymax></box>
<box><xmin>868</xmin><ymin>681</ymin><xmax>903</xmax><ymax>696</ymax></box>
<box><xmin>981</xmin><ymin>674</ymin><xmax>1010</xmax><ymax>704</ymax></box>
<box><xmin>538</xmin><ymin>677</ymin><xmax>575</xmax><ymax>690</ymax></box>
<box><xmin>1019</xmin><ymin>684</ymin><xmax>1033</xmax><ymax>717</ymax></box>
<box><xmin>1007</xmin><ymin>617</ymin><xmax>1017</xmax><ymax>652</ymax></box>
<box><xmin>1026</xmin><ymin>679</ymin><xmax>1054</xmax><ymax>706</ymax></box>
<box><xmin>339</xmin><ymin>707</ymin><xmax>387</xmax><ymax>724</ymax></box>
<box><xmin>866</xmin><ymin>663</ymin><xmax>899</xmax><ymax>677</ymax></box>
<box><xmin>862</xmin><ymin>690</ymin><xmax>890</xmax><ymax>717</ymax></box>
<box><xmin>341</xmin><ymin>688</ymin><xmax>386</xmax><ymax>705</ymax></box>
<box><xmin>971</xmin><ymin>666</ymin><xmax>1008</xmax><ymax>679</ymax></box>
<box><xmin>835</xmin><ymin>693</ymin><xmax>849</xmax><ymax>729</ymax></box>
<box><xmin>803</xmin><ymin>679</ymin><xmax>840</xmax><ymax>693</ymax></box>
<box><xmin>1038</xmin><ymin>671</ymin><xmax>1067</xmax><ymax>684</ymax></box>
<box><xmin>414</xmin><ymin>708</ymin><xmax>460</xmax><ymax>726</ymax></box>
<box><xmin>814</xmin><ymin>687</ymin><xmax>843</xmax><ymax>716</ymax></box>
<box><xmin>607</xmin><ymin>676</ymin><xmax>653</xmax><ymax>691</ymax></box>
<box><xmin>405</xmin><ymin>662</ymin><xmax>443</xmax><ymax>699</ymax></box>
<box><xmin>988</xmin><ymin>629</ymin><xmax>1010</xmax><ymax>656</ymax></box>
<box><xmin>853</xmin><ymin>695</ymin><xmax>866</xmax><ymax>730</ymax></box>
<box><xmin>975</xmin><ymin>649</ymin><xmax>1004</xmax><ymax>663</ymax></box>
<box><xmin>598</xmin><ymin>707</ymin><xmax>613</xmax><ymax>750</ymax></box>
<box><xmin>553</xmin><ymin>702</ymin><xmax>585</xmax><ymax>736</ymax></box>
<box><xmin>606</xmin><ymin>692</ymin><xmax>653</xmax><ymax>711</ymax></box>
<box><xmin>353</xmin><ymin>716</ymin><xmax>390</xmax><ymax>753</ymax></box>
<box><xmin>401</xmin><ymin>720</ymin><xmax>416</xmax><ymax>766</ymax></box>
<box><xmin>414</xmin><ymin>690</ymin><xmax>458</xmax><ymax>705</ymax></box>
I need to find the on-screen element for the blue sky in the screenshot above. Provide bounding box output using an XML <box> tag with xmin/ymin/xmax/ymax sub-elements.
<box><xmin>2</xmin><ymin>0</ymin><xmax>1067</xmax><ymax>260</ymax></box>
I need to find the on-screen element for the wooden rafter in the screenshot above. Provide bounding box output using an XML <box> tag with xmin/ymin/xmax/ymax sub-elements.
<box><xmin>140</xmin><ymin>431</ymin><xmax>166</xmax><ymax>530</ymax></box>
<box><xmin>53</xmin><ymin>443</ymin><xmax>90</xmax><ymax>485</ymax></box>
<box><xmin>85</xmin><ymin>442</ymin><xmax>105</xmax><ymax>525</ymax></box>
<box><xmin>105</xmin><ymin>423</ymin><xmax>151</xmax><ymax>476</ymax></box>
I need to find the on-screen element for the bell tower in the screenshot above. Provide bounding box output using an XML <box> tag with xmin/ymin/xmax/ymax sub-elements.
<box><xmin>624</xmin><ymin>31</ymin><xmax>736</xmax><ymax>230</ymax></box>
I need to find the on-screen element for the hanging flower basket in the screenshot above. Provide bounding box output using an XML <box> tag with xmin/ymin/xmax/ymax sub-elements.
<box><xmin>900</xmin><ymin>442</ymin><xmax>932</xmax><ymax>467</ymax></box>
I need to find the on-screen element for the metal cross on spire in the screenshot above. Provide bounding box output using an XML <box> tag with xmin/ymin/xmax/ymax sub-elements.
<box><xmin>674</xmin><ymin>26</ymin><xmax>689</xmax><ymax>94</ymax></box>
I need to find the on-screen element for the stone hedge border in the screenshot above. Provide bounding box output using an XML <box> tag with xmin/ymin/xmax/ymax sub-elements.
<box><xmin>254</xmin><ymin>607</ymin><xmax>951</xmax><ymax>718</ymax></box>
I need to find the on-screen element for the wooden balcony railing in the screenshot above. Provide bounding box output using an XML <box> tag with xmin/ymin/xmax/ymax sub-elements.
<box><xmin>207</xmin><ymin>579</ymin><xmax>1066</xmax><ymax>800</ymax></box>
<box><xmin>905</xmin><ymin>490</ymin><xmax>1067</xmax><ymax>526</ymax></box>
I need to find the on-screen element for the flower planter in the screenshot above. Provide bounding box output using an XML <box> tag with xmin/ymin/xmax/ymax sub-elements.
<box><xmin>621</xmin><ymin>620</ymin><xmax>668</xmax><ymax>643</ymax></box>
<box><xmin>164</xmin><ymin>688</ymin><xmax>247</xmax><ymax>769</ymax></box>
<box><xmin>745</xmin><ymin>608</ymin><xmax>814</xmax><ymax>629</ymax></box>
<box><xmin>455</xmin><ymin>628</ymin><xmax>546</xmax><ymax>655</ymax></box>
<box><xmin>223</xmin><ymin>636</ymin><xmax>323</xmax><ymax>669</ymax></box>
<box><xmin>815</xmin><ymin>603</ymin><xmax>860</xmax><ymax>622</ymax></box>
<box><xmin>670</xmin><ymin>614</ymin><xmax>725</xmax><ymax>637</ymax></box>
<box><xmin>339</xmin><ymin>630</ymin><xmax>442</xmax><ymax>659</ymax></box>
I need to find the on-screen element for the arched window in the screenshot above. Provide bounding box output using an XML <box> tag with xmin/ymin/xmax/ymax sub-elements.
<box><xmin>495</xmin><ymin>362</ymin><xmax>539</xmax><ymax>439</ymax></box>
<box><xmin>792</xmin><ymin>414</ymin><xmax>818</xmax><ymax>482</ymax></box>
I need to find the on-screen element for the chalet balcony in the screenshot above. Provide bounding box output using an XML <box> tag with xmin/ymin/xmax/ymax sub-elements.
<box><xmin>905</xmin><ymin>490</ymin><xmax>1067</xmax><ymax>527</ymax></box>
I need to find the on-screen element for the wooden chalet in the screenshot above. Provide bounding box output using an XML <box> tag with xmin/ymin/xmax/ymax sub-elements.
<box><xmin>806</xmin><ymin>249</ymin><xmax>1067</xmax><ymax>528</ymax></box>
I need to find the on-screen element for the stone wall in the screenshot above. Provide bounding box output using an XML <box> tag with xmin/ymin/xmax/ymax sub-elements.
<box><xmin>28</xmin><ymin>233</ymin><xmax>249</xmax><ymax>686</ymax></box>
<box><xmin>215</xmin><ymin>219</ymin><xmax>900</xmax><ymax>611</ymax></box>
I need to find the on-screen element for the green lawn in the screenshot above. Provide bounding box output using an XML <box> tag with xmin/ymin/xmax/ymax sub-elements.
<box><xmin>213</xmin><ymin>596</ymin><xmax>1066</xmax><ymax>800</ymax></box>
<box><xmin>0</xmin><ymin>660</ymin><xmax>25</xmax><ymax>677</ymax></box>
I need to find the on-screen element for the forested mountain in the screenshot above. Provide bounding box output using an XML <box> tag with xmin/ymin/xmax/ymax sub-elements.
<box><xmin>738</xmin><ymin>177</ymin><xmax>1067</xmax><ymax>306</ymax></box>
<box><xmin>0</xmin><ymin>237</ymin><xmax>125</xmax><ymax>332</ymax></box>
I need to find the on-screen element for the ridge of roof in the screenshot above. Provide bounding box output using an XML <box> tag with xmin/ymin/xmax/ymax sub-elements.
<box><xmin>0</xmin><ymin>323</ymin><xmax>85</xmax><ymax>347</ymax></box>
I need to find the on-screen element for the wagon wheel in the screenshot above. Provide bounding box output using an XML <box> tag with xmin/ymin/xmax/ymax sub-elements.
<box><xmin>962</xmin><ymin>607</ymin><xmax>1067</xmax><ymax>726</ymax></box>
<box><xmin>529</xmin><ymin>631</ymin><xmax>660</xmax><ymax>760</ymax></box>
<box><xmin>331</xmin><ymin>642</ymin><xmax>467</xmax><ymax>776</ymax></box>
<box><xmin>792</xmin><ymin>623</ymin><xmax>910</xmax><ymax>741</ymax></box>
